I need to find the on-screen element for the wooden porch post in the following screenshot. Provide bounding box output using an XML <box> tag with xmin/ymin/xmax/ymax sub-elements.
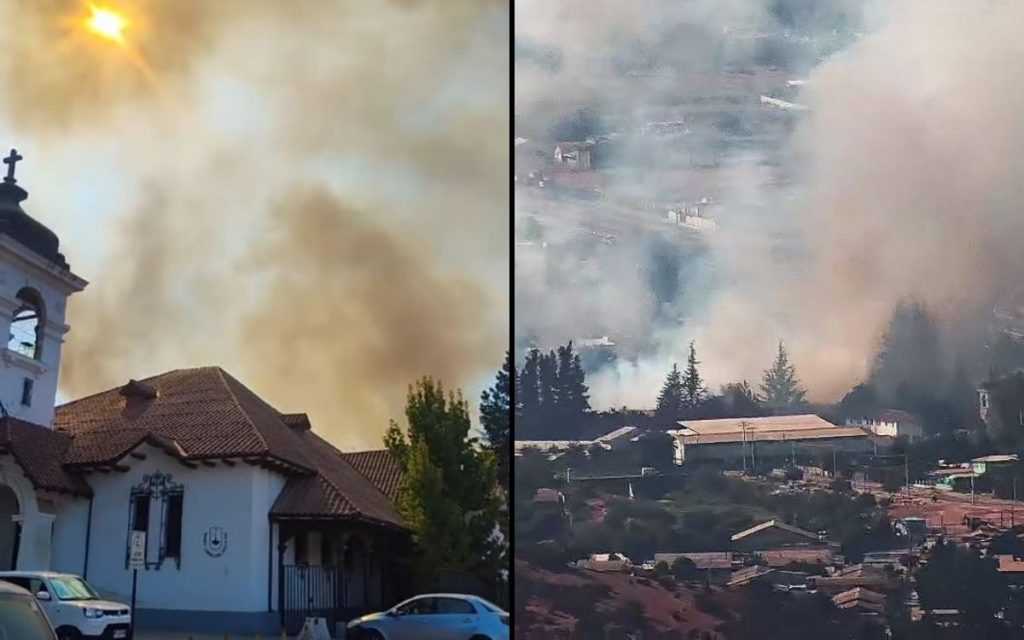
<box><xmin>276</xmin><ymin>521</ymin><xmax>289</xmax><ymax>628</ymax></box>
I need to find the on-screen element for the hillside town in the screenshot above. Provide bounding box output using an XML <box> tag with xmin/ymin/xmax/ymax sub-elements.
<box><xmin>514</xmin><ymin>337</ymin><xmax>1024</xmax><ymax>639</ymax></box>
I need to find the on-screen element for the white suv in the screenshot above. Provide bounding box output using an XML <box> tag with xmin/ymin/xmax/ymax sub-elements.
<box><xmin>0</xmin><ymin>572</ymin><xmax>131</xmax><ymax>640</ymax></box>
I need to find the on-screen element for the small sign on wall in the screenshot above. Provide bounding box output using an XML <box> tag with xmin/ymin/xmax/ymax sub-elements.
<box><xmin>203</xmin><ymin>526</ymin><xmax>227</xmax><ymax>557</ymax></box>
<box><xmin>129</xmin><ymin>531</ymin><xmax>146</xmax><ymax>568</ymax></box>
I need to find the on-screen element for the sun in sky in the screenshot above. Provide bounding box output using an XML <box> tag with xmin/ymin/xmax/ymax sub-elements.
<box><xmin>85</xmin><ymin>4</ymin><xmax>128</xmax><ymax>45</ymax></box>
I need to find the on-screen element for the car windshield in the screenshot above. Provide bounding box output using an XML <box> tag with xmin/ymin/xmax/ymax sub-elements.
<box><xmin>48</xmin><ymin>577</ymin><xmax>98</xmax><ymax>601</ymax></box>
<box><xmin>0</xmin><ymin>593</ymin><xmax>56</xmax><ymax>639</ymax></box>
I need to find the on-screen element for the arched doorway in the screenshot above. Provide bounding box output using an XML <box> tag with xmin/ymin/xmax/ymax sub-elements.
<box><xmin>0</xmin><ymin>486</ymin><xmax>19</xmax><ymax>570</ymax></box>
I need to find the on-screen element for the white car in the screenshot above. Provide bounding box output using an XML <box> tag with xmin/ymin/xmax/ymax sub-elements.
<box><xmin>0</xmin><ymin>572</ymin><xmax>130</xmax><ymax>640</ymax></box>
<box><xmin>347</xmin><ymin>593</ymin><xmax>509</xmax><ymax>640</ymax></box>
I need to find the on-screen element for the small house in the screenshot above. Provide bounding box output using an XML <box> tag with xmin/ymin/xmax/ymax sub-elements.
<box><xmin>971</xmin><ymin>454</ymin><xmax>1019</xmax><ymax>475</ymax></box>
<box><xmin>553</xmin><ymin>142</ymin><xmax>593</xmax><ymax>169</ymax></box>
<box><xmin>845</xmin><ymin>410</ymin><xmax>923</xmax><ymax>441</ymax></box>
<box><xmin>996</xmin><ymin>555</ymin><xmax>1024</xmax><ymax>587</ymax></box>
<box><xmin>652</xmin><ymin>552</ymin><xmax>733</xmax><ymax>585</ymax></box>
<box><xmin>575</xmin><ymin>553</ymin><xmax>632</xmax><ymax>572</ymax></box>
<box><xmin>832</xmin><ymin>587</ymin><xmax>886</xmax><ymax>613</ymax></box>
<box><xmin>730</xmin><ymin>520</ymin><xmax>828</xmax><ymax>554</ymax></box>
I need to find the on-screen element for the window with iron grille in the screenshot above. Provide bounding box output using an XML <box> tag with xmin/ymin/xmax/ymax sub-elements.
<box><xmin>125</xmin><ymin>472</ymin><xmax>184</xmax><ymax>569</ymax></box>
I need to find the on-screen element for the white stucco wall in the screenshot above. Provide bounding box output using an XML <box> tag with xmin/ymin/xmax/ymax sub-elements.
<box><xmin>50</xmin><ymin>494</ymin><xmax>89</xmax><ymax>576</ymax></box>
<box><xmin>83</xmin><ymin>444</ymin><xmax>287</xmax><ymax>613</ymax></box>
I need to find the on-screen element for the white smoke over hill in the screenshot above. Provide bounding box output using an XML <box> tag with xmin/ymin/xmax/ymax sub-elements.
<box><xmin>517</xmin><ymin>0</ymin><xmax>1022</xmax><ymax>409</ymax></box>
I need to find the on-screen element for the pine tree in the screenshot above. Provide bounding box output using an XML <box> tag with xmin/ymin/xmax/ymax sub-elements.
<box><xmin>760</xmin><ymin>341</ymin><xmax>807</xmax><ymax>406</ymax></box>
<box><xmin>538</xmin><ymin>350</ymin><xmax>559</xmax><ymax>427</ymax></box>
<box><xmin>480</xmin><ymin>351</ymin><xmax>511</xmax><ymax>496</ymax></box>
<box><xmin>385</xmin><ymin>378</ymin><xmax>502</xmax><ymax>586</ymax></box>
<box><xmin>870</xmin><ymin>299</ymin><xmax>943</xmax><ymax>404</ymax></box>
<box><xmin>554</xmin><ymin>342</ymin><xmax>591</xmax><ymax>434</ymax></box>
<box><xmin>721</xmin><ymin>380</ymin><xmax>763</xmax><ymax>416</ymax></box>
<box><xmin>656</xmin><ymin>363</ymin><xmax>686</xmax><ymax>420</ymax></box>
<box><xmin>518</xmin><ymin>349</ymin><xmax>542</xmax><ymax>438</ymax></box>
<box><xmin>682</xmin><ymin>341</ymin><xmax>706</xmax><ymax>410</ymax></box>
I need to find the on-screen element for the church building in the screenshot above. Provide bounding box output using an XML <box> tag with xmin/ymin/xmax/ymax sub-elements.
<box><xmin>0</xmin><ymin>149</ymin><xmax>412</xmax><ymax>635</ymax></box>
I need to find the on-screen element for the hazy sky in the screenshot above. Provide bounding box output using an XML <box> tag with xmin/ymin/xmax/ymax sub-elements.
<box><xmin>0</xmin><ymin>0</ymin><xmax>509</xmax><ymax>449</ymax></box>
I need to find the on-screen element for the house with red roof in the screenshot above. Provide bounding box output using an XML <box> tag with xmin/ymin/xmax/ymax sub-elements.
<box><xmin>0</xmin><ymin>154</ymin><xmax>412</xmax><ymax>636</ymax></box>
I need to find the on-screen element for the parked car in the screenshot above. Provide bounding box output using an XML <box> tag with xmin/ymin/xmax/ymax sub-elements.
<box><xmin>346</xmin><ymin>593</ymin><xmax>509</xmax><ymax>640</ymax></box>
<box><xmin>0</xmin><ymin>580</ymin><xmax>58</xmax><ymax>640</ymax></box>
<box><xmin>0</xmin><ymin>572</ymin><xmax>130</xmax><ymax>640</ymax></box>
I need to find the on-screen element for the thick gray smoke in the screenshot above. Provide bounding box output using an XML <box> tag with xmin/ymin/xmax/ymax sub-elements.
<box><xmin>0</xmin><ymin>0</ymin><xmax>509</xmax><ymax>449</ymax></box>
<box><xmin>516</xmin><ymin>0</ymin><xmax>1020</xmax><ymax>409</ymax></box>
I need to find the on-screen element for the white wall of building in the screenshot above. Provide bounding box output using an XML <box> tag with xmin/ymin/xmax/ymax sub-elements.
<box><xmin>50</xmin><ymin>494</ymin><xmax>89</xmax><ymax>576</ymax></box>
<box><xmin>81</xmin><ymin>444</ymin><xmax>287</xmax><ymax>613</ymax></box>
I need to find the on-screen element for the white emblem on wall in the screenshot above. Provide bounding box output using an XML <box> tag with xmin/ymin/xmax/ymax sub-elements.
<box><xmin>203</xmin><ymin>526</ymin><xmax>227</xmax><ymax>557</ymax></box>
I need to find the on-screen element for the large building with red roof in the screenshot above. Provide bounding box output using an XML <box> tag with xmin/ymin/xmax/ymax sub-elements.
<box><xmin>0</xmin><ymin>153</ymin><xmax>410</xmax><ymax>635</ymax></box>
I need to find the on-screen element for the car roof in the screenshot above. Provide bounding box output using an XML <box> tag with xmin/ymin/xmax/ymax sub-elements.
<box><xmin>0</xmin><ymin>571</ymin><xmax>77</xmax><ymax>578</ymax></box>
<box><xmin>0</xmin><ymin>580</ymin><xmax>33</xmax><ymax>596</ymax></box>
<box><xmin>403</xmin><ymin>593</ymin><xmax>505</xmax><ymax>608</ymax></box>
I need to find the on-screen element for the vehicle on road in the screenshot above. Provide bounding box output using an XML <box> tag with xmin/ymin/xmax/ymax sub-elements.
<box><xmin>346</xmin><ymin>593</ymin><xmax>509</xmax><ymax>640</ymax></box>
<box><xmin>0</xmin><ymin>579</ymin><xmax>58</xmax><ymax>640</ymax></box>
<box><xmin>0</xmin><ymin>572</ymin><xmax>130</xmax><ymax>640</ymax></box>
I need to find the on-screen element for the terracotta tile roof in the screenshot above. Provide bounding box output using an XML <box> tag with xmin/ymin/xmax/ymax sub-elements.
<box><xmin>0</xmin><ymin>418</ymin><xmax>90</xmax><ymax>496</ymax></box>
<box><xmin>343</xmin><ymin>449</ymin><xmax>403</xmax><ymax>502</ymax></box>
<box><xmin>54</xmin><ymin>367</ymin><xmax>312</xmax><ymax>471</ymax></box>
<box><xmin>54</xmin><ymin>366</ymin><xmax>407</xmax><ymax>529</ymax></box>
<box><xmin>271</xmin><ymin>432</ymin><xmax>405</xmax><ymax>529</ymax></box>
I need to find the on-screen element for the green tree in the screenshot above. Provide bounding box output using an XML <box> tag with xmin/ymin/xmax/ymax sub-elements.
<box><xmin>538</xmin><ymin>350</ymin><xmax>558</xmax><ymax>427</ymax></box>
<box><xmin>683</xmin><ymin>342</ymin><xmax>706</xmax><ymax>410</ymax></box>
<box><xmin>481</xmin><ymin>352</ymin><xmax>511</xmax><ymax>496</ymax></box>
<box><xmin>555</xmin><ymin>342</ymin><xmax>591</xmax><ymax>433</ymax></box>
<box><xmin>871</xmin><ymin>299</ymin><xmax>944</xmax><ymax>405</ymax></box>
<box><xmin>518</xmin><ymin>349</ymin><xmax>543</xmax><ymax>437</ymax></box>
<box><xmin>671</xmin><ymin>556</ymin><xmax>700</xmax><ymax>581</ymax></box>
<box><xmin>838</xmin><ymin>383</ymin><xmax>879</xmax><ymax>419</ymax></box>
<box><xmin>916</xmin><ymin>541</ymin><xmax>1007</xmax><ymax>628</ymax></box>
<box><xmin>656</xmin><ymin>363</ymin><xmax>686</xmax><ymax>420</ymax></box>
<box><xmin>721</xmin><ymin>380</ymin><xmax>763</xmax><ymax>416</ymax></box>
<box><xmin>385</xmin><ymin>378</ymin><xmax>502</xmax><ymax>585</ymax></box>
<box><xmin>760</xmin><ymin>341</ymin><xmax>807</xmax><ymax>406</ymax></box>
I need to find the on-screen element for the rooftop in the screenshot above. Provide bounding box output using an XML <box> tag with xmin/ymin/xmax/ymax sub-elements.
<box><xmin>54</xmin><ymin>366</ymin><xmax>405</xmax><ymax>529</ymax></box>
<box><xmin>996</xmin><ymin>555</ymin><xmax>1024</xmax><ymax>573</ymax></box>
<box><xmin>731</xmin><ymin>519</ymin><xmax>820</xmax><ymax>543</ymax></box>
<box><xmin>653</xmin><ymin>552</ymin><xmax>732</xmax><ymax>570</ymax></box>
<box><xmin>672</xmin><ymin>414</ymin><xmax>868</xmax><ymax>445</ymax></box>
<box><xmin>972</xmin><ymin>454</ymin><xmax>1019</xmax><ymax>464</ymax></box>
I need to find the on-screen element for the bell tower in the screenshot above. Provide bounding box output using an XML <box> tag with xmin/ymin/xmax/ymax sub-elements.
<box><xmin>0</xmin><ymin>149</ymin><xmax>87</xmax><ymax>427</ymax></box>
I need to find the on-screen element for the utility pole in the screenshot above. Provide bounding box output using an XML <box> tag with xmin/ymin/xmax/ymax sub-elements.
<box><xmin>1014</xmin><ymin>476</ymin><xmax>1017</xmax><ymax>528</ymax></box>
<box><xmin>905</xmin><ymin>456</ymin><xmax>910</xmax><ymax>497</ymax></box>
<box><xmin>833</xmin><ymin>449</ymin><xmax>837</xmax><ymax>479</ymax></box>
<box><xmin>741</xmin><ymin>427</ymin><xmax>747</xmax><ymax>473</ymax></box>
<box><xmin>971</xmin><ymin>473</ymin><xmax>976</xmax><ymax>506</ymax></box>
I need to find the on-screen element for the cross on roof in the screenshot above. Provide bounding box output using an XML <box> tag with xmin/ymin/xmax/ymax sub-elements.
<box><xmin>3</xmin><ymin>149</ymin><xmax>22</xmax><ymax>184</ymax></box>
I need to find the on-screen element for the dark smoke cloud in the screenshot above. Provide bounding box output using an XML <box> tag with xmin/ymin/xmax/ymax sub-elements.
<box><xmin>0</xmin><ymin>0</ymin><xmax>509</xmax><ymax>447</ymax></box>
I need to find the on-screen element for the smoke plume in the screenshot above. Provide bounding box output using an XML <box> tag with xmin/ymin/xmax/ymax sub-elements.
<box><xmin>516</xmin><ymin>0</ymin><xmax>1024</xmax><ymax>409</ymax></box>
<box><xmin>0</xmin><ymin>0</ymin><xmax>509</xmax><ymax>449</ymax></box>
